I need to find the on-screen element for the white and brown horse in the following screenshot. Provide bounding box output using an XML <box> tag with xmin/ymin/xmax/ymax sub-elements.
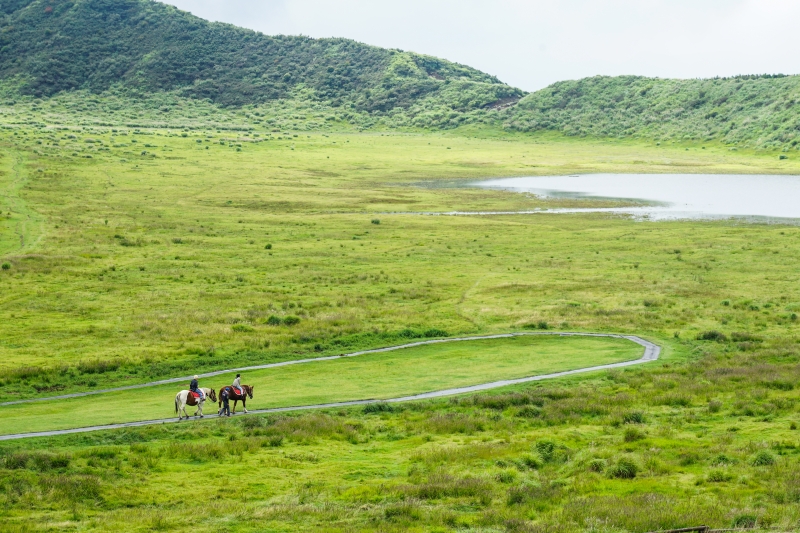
<box><xmin>175</xmin><ymin>388</ymin><xmax>216</xmax><ymax>420</ymax></box>
<box><xmin>218</xmin><ymin>385</ymin><xmax>254</xmax><ymax>414</ymax></box>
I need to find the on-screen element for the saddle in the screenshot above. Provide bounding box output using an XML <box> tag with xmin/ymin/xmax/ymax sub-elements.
<box><xmin>190</xmin><ymin>391</ymin><xmax>204</xmax><ymax>401</ymax></box>
<box><xmin>232</xmin><ymin>386</ymin><xmax>244</xmax><ymax>396</ymax></box>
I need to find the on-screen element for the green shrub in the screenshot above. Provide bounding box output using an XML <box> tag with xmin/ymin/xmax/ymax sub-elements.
<box><xmin>712</xmin><ymin>454</ymin><xmax>735</xmax><ymax>466</ymax></box>
<box><xmin>707</xmin><ymin>469</ymin><xmax>732</xmax><ymax>483</ymax></box>
<box><xmin>2</xmin><ymin>452</ymin><xmax>71</xmax><ymax>471</ymax></box>
<box><xmin>282</xmin><ymin>316</ymin><xmax>300</xmax><ymax>326</ymax></box>
<box><xmin>495</xmin><ymin>470</ymin><xmax>517</xmax><ymax>484</ymax></box>
<box><xmin>588</xmin><ymin>458</ymin><xmax>606</xmax><ymax>473</ymax></box>
<box><xmin>423</xmin><ymin>328</ymin><xmax>448</xmax><ymax>338</ymax></box>
<box><xmin>231</xmin><ymin>323</ymin><xmax>254</xmax><ymax>333</ymax></box>
<box><xmin>265</xmin><ymin>244</ymin><xmax>272</xmax><ymax>250</ymax></box>
<box><xmin>371</xmin><ymin>219</ymin><xmax>380</xmax><ymax>225</ymax></box>
<box><xmin>266</xmin><ymin>315</ymin><xmax>282</xmax><ymax>326</ymax></box>
<box><xmin>608</xmin><ymin>458</ymin><xmax>638</xmax><ymax>479</ymax></box>
<box><xmin>750</xmin><ymin>450</ymin><xmax>776</xmax><ymax>466</ymax></box>
<box><xmin>622</xmin><ymin>411</ymin><xmax>645</xmax><ymax>424</ymax></box>
<box><xmin>708</xmin><ymin>400</ymin><xmax>722</xmax><ymax>413</ymax></box>
<box><xmin>522</xmin><ymin>321</ymin><xmax>549</xmax><ymax>330</ymax></box>
<box><xmin>519</xmin><ymin>454</ymin><xmax>542</xmax><ymax>470</ymax></box>
<box><xmin>1</xmin><ymin>262</ymin><xmax>10</xmax><ymax>270</ymax></box>
<box><xmin>534</xmin><ymin>440</ymin><xmax>556</xmax><ymax>462</ymax></box>
<box><xmin>363</xmin><ymin>402</ymin><xmax>394</xmax><ymax>414</ymax></box>
<box><xmin>397</xmin><ymin>328</ymin><xmax>422</xmax><ymax>339</ymax></box>
<box><xmin>696</xmin><ymin>330</ymin><xmax>727</xmax><ymax>342</ymax></box>
<box><xmin>623</xmin><ymin>427</ymin><xmax>646</xmax><ymax>442</ymax></box>
<box><xmin>516</xmin><ymin>406</ymin><xmax>542</xmax><ymax>418</ymax></box>
<box><xmin>732</xmin><ymin>515</ymin><xmax>758</xmax><ymax>529</ymax></box>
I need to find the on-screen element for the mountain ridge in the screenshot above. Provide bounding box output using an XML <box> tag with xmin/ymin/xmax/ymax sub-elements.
<box><xmin>2</xmin><ymin>0</ymin><xmax>799</xmax><ymax>150</ymax></box>
<box><xmin>0</xmin><ymin>0</ymin><xmax>522</xmax><ymax>111</ymax></box>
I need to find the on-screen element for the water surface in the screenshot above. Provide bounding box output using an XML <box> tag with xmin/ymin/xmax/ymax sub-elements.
<box><xmin>473</xmin><ymin>174</ymin><xmax>800</xmax><ymax>221</ymax></box>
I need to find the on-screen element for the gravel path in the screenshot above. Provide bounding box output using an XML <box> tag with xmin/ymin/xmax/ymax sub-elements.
<box><xmin>0</xmin><ymin>333</ymin><xmax>660</xmax><ymax>441</ymax></box>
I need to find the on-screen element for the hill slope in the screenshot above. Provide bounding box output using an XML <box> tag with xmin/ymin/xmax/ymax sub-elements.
<box><xmin>503</xmin><ymin>75</ymin><xmax>800</xmax><ymax>150</ymax></box>
<box><xmin>0</xmin><ymin>0</ymin><xmax>521</xmax><ymax>112</ymax></box>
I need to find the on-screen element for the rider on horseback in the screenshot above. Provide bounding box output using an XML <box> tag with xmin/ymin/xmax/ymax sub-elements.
<box><xmin>190</xmin><ymin>375</ymin><xmax>204</xmax><ymax>401</ymax></box>
<box><xmin>232</xmin><ymin>374</ymin><xmax>243</xmax><ymax>396</ymax></box>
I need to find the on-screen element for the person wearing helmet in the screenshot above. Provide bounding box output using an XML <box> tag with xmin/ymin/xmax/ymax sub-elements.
<box><xmin>232</xmin><ymin>373</ymin><xmax>242</xmax><ymax>396</ymax></box>
<box><xmin>189</xmin><ymin>375</ymin><xmax>204</xmax><ymax>401</ymax></box>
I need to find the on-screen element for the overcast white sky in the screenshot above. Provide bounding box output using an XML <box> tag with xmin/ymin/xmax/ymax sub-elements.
<box><xmin>163</xmin><ymin>0</ymin><xmax>800</xmax><ymax>92</ymax></box>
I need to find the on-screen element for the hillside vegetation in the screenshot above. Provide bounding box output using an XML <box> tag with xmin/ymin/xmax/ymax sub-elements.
<box><xmin>3</xmin><ymin>0</ymin><xmax>800</xmax><ymax>144</ymax></box>
<box><xmin>0</xmin><ymin>0</ymin><xmax>521</xmax><ymax>117</ymax></box>
<box><xmin>504</xmin><ymin>75</ymin><xmax>800</xmax><ymax>150</ymax></box>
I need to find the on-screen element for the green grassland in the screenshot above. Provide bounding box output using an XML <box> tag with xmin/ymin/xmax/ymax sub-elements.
<box><xmin>0</xmin><ymin>117</ymin><xmax>799</xmax><ymax>531</ymax></box>
<box><xmin>0</xmin><ymin>127</ymin><xmax>798</xmax><ymax>394</ymax></box>
<box><xmin>508</xmin><ymin>74</ymin><xmax>800</xmax><ymax>151</ymax></box>
<box><xmin>0</xmin><ymin>335</ymin><xmax>642</xmax><ymax>435</ymax></box>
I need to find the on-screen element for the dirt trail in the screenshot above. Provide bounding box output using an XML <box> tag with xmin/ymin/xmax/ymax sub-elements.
<box><xmin>0</xmin><ymin>333</ymin><xmax>660</xmax><ymax>441</ymax></box>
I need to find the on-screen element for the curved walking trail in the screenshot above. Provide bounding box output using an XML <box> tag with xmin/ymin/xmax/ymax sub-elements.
<box><xmin>0</xmin><ymin>332</ymin><xmax>660</xmax><ymax>441</ymax></box>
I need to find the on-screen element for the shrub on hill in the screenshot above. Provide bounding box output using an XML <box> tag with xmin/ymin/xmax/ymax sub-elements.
<box><xmin>503</xmin><ymin>74</ymin><xmax>800</xmax><ymax>150</ymax></box>
<box><xmin>0</xmin><ymin>0</ymin><xmax>520</xmax><ymax>114</ymax></box>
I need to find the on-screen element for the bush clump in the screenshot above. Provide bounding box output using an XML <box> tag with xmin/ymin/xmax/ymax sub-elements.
<box><xmin>707</xmin><ymin>469</ymin><xmax>733</xmax><ymax>483</ymax></box>
<box><xmin>588</xmin><ymin>458</ymin><xmax>606</xmax><ymax>473</ymax></box>
<box><xmin>750</xmin><ymin>450</ymin><xmax>776</xmax><ymax>466</ymax></box>
<box><xmin>266</xmin><ymin>315</ymin><xmax>282</xmax><ymax>326</ymax></box>
<box><xmin>732</xmin><ymin>515</ymin><xmax>758</xmax><ymax>529</ymax></box>
<box><xmin>607</xmin><ymin>458</ymin><xmax>639</xmax><ymax>479</ymax></box>
<box><xmin>623</xmin><ymin>427</ymin><xmax>647</xmax><ymax>442</ymax></box>
<box><xmin>697</xmin><ymin>330</ymin><xmax>728</xmax><ymax>342</ymax></box>
<box><xmin>1</xmin><ymin>262</ymin><xmax>10</xmax><ymax>270</ymax></box>
<box><xmin>363</xmin><ymin>402</ymin><xmax>394</xmax><ymax>414</ymax></box>
<box><xmin>282</xmin><ymin>316</ymin><xmax>300</xmax><ymax>326</ymax></box>
<box><xmin>622</xmin><ymin>411</ymin><xmax>646</xmax><ymax>424</ymax></box>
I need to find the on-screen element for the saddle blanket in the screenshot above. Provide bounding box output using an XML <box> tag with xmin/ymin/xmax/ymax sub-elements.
<box><xmin>190</xmin><ymin>391</ymin><xmax>204</xmax><ymax>400</ymax></box>
<box><xmin>231</xmin><ymin>386</ymin><xmax>243</xmax><ymax>396</ymax></box>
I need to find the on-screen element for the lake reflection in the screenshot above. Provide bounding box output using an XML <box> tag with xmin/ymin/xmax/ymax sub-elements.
<box><xmin>473</xmin><ymin>174</ymin><xmax>800</xmax><ymax>221</ymax></box>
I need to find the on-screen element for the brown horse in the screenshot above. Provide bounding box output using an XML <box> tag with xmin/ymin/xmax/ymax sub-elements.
<box><xmin>218</xmin><ymin>385</ymin><xmax>254</xmax><ymax>414</ymax></box>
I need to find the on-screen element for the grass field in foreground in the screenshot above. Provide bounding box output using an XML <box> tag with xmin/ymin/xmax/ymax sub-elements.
<box><xmin>0</xmin><ymin>335</ymin><xmax>641</xmax><ymax>435</ymax></box>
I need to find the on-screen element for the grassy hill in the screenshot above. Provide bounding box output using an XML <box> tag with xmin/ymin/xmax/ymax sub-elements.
<box><xmin>503</xmin><ymin>75</ymin><xmax>800</xmax><ymax>150</ymax></box>
<box><xmin>3</xmin><ymin>0</ymin><xmax>800</xmax><ymax>144</ymax></box>
<box><xmin>0</xmin><ymin>0</ymin><xmax>521</xmax><ymax>115</ymax></box>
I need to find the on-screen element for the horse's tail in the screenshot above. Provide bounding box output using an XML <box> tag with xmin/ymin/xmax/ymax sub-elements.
<box><xmin>174</xmin><ymin>394</ymin><xmax>179</xmax><ymax>414</ymax></box>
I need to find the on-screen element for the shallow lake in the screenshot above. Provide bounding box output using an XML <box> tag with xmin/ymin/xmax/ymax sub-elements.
<box><xmin>472</xmin><ymin>174</ymin><xmax>800</xmax><ymax>221</ymax></box>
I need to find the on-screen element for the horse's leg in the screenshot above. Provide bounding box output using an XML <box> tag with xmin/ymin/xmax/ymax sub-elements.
<box><xmin>243</xmin><ymin>398</ymin><xmax>248</xmax><ymax>414</ymax></box>
<box><xmin>232</xmin><ymin>400</ymin><xmax>238</xmax><ymax>414</ymax></box>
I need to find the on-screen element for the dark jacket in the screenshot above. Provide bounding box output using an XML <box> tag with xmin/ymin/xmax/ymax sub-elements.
<box><xmin>189</xmin><ymin>379</ymin><xmax>199</xmax><ymax>392</ymax></box>
<box><xmin>220</xmin><ymin>390</ymin><xmax>229</xmax><ymax>406</ymax></box>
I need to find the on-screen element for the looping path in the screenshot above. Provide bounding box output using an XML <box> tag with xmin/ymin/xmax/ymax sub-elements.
<box><xmin>0</xmin><ymin>332</ymin><xmax>660</xmax><ymax>441</ymax></box>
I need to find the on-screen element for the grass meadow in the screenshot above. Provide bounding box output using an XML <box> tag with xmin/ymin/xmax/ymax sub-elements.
<box><xmin>0</xmin><ymin>120</ymin><xmax>799</xmax><ymax>531</ymax></box>
<box><xmin>0</xmin><ymin>335</ymin><xmax>641</xmax><ymax>435</ymax></box>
